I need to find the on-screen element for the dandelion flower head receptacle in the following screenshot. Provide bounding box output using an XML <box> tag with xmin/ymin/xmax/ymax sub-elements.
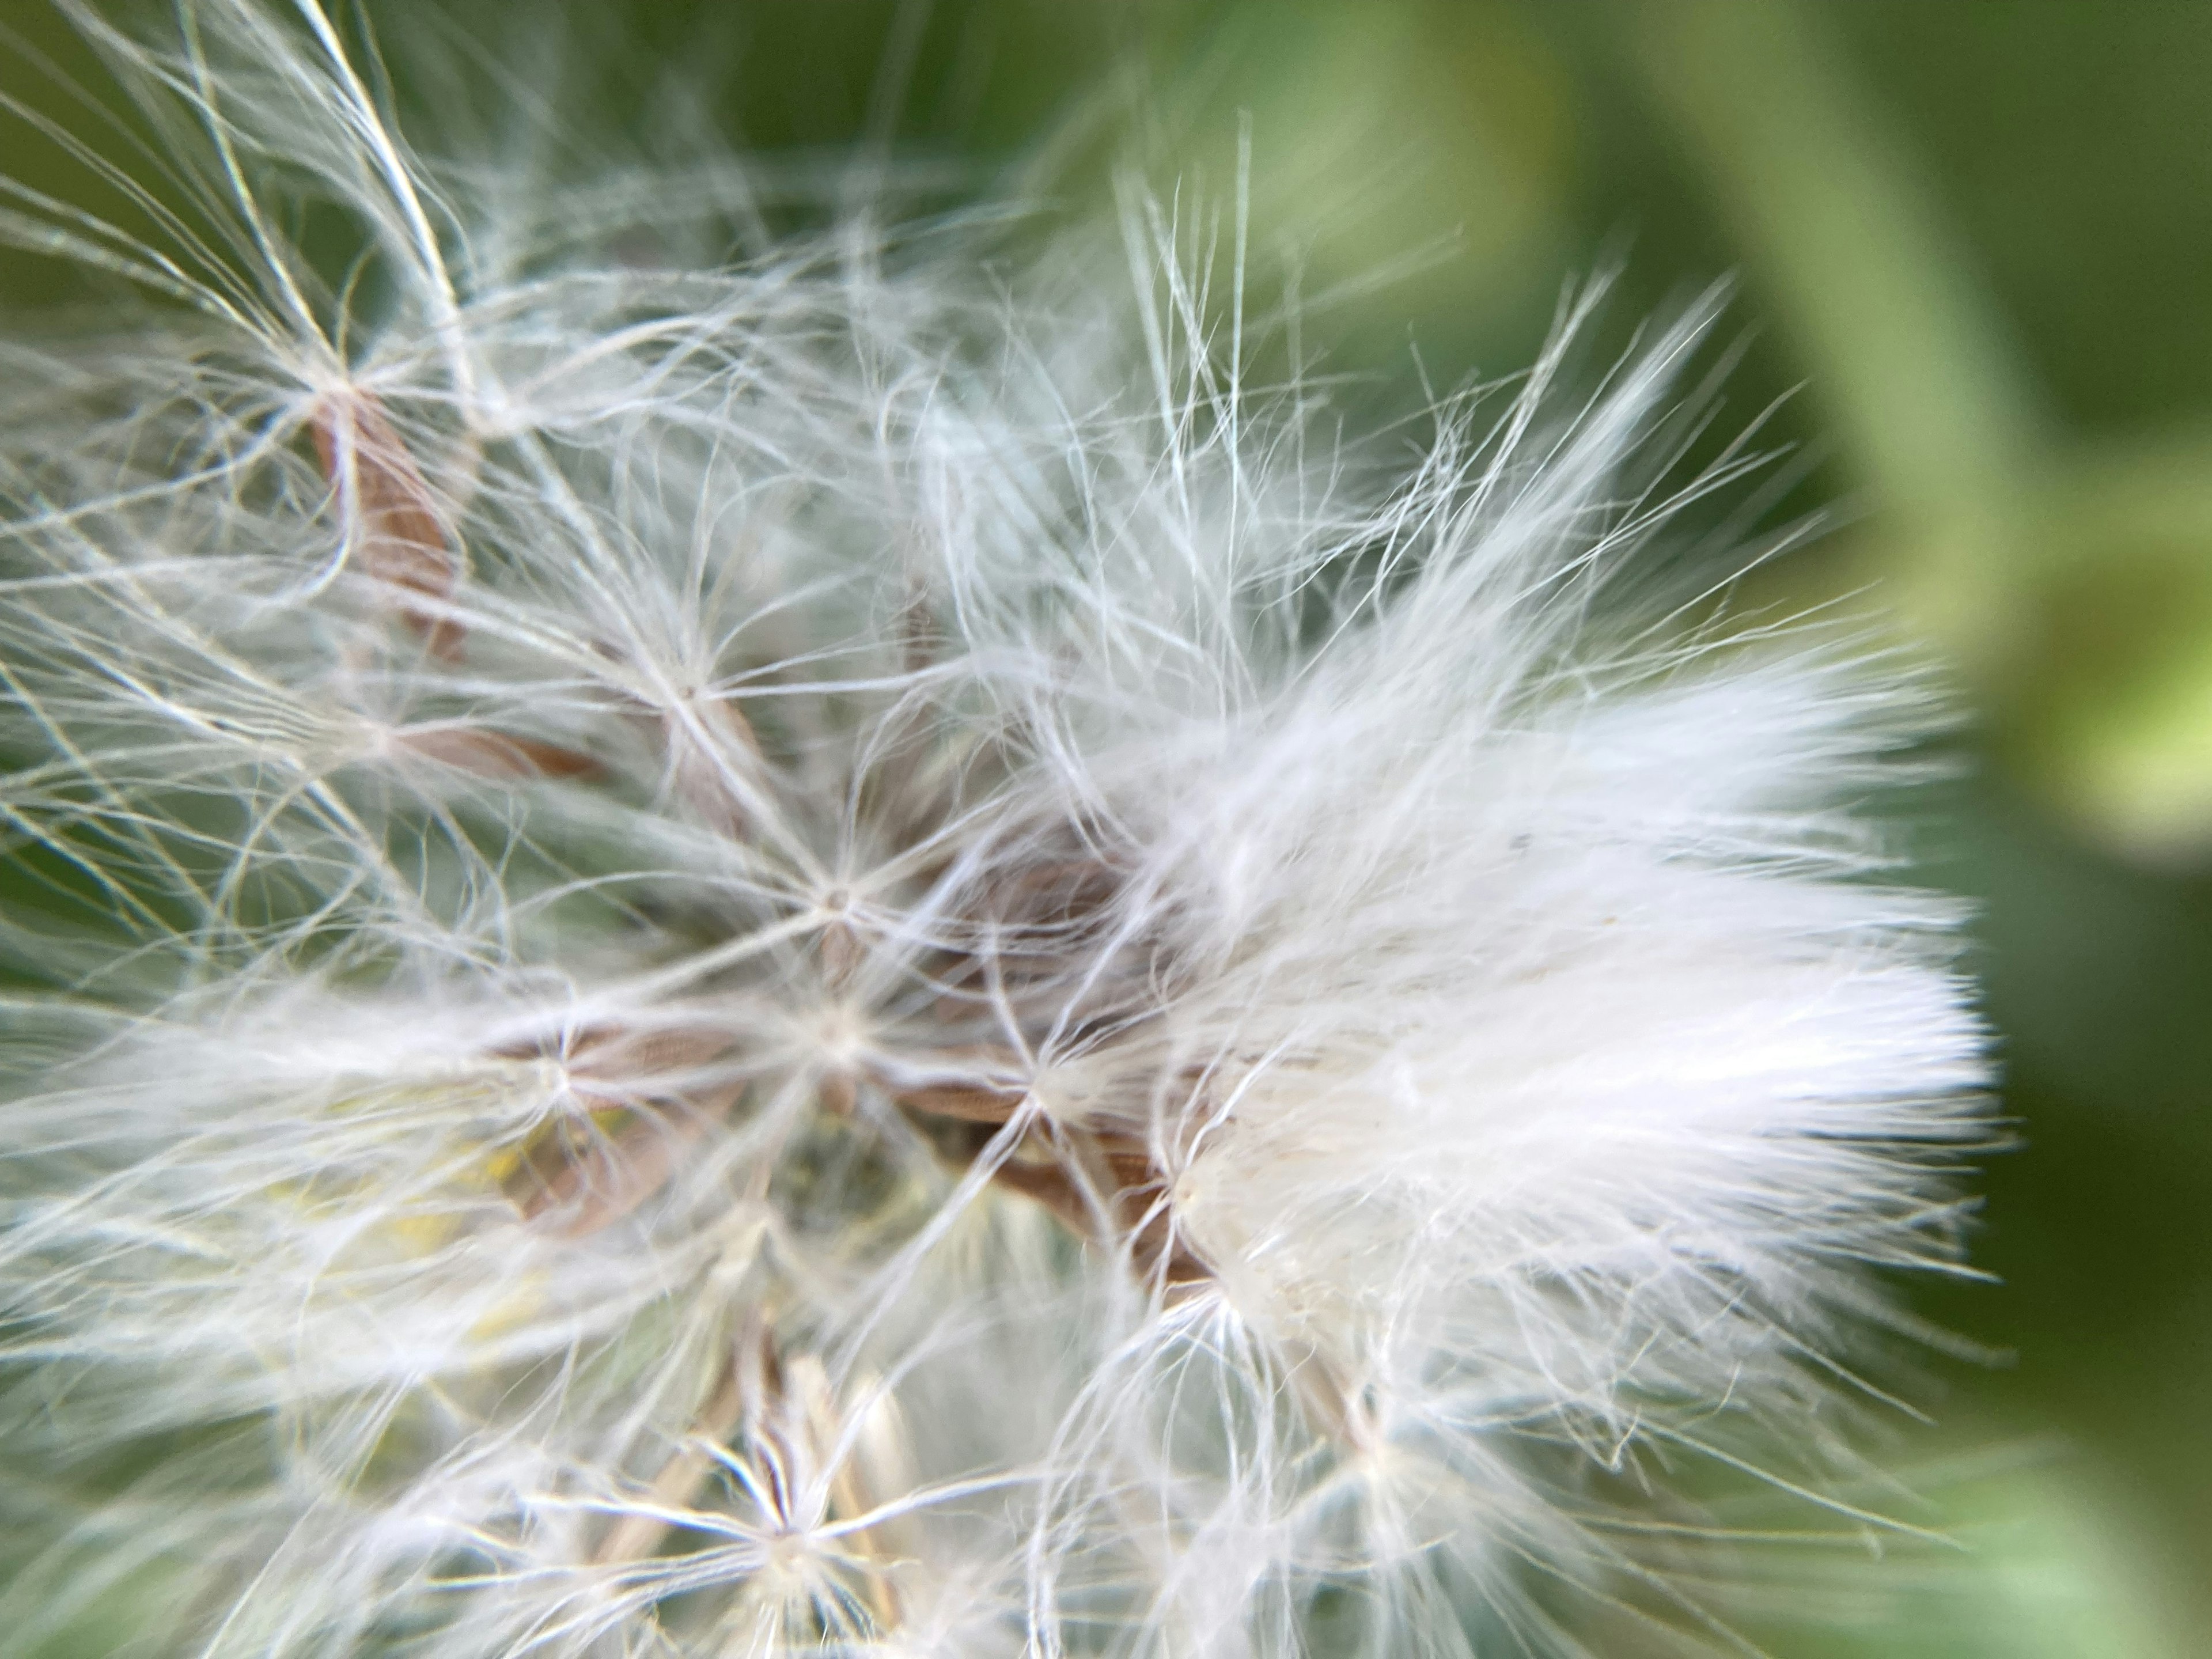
<box><xmin>0</xmin><ymin>3</ymin><xmax>1989</xmax><ymax>1654</ymax></box>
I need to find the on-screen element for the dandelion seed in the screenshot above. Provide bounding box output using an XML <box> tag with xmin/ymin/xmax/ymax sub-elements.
<box><xmin>311</xmin><ymin>390</ymin><xmax>464</xmax><ymax>655</ymax></box>
<box><xmin>0</xmin><ymin>2</ymin><xmax>1988</xmax><ymax>1654</ymax></box>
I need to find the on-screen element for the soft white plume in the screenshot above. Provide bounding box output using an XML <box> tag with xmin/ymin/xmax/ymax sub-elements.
<box><xmin>0</xmin><ymin>3</ymin><xmax>1987</xmax><ymax>1654</ymax></box>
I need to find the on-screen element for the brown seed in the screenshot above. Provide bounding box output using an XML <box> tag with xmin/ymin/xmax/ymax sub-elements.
<box><xmin>495</xmin><ymin>1022</ymin><xmax>741</xmax><ymax>1232</ymax></box>
<box><xmin>311</xmin><ymin>390</ymin><xmax>464</xmax><ymax>656</ymax></box>
<box><xmin>391</xmin><ymin>726</ymin><xmax>602</xmax><ymax>781</ymax></box>
<box><xmin>888</xmin><ymin>1079</ymin><xmax>1028</xmax><ymax>1124</ymax></box>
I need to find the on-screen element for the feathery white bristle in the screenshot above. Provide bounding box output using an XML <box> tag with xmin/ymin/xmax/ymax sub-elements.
<box><xmin>0</xmin><ymin>2</ymin><xmax>1988</xmax><ymax>1653</ymax></box>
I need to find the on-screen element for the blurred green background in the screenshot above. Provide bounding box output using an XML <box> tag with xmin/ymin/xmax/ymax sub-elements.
<box><xmin>6</xmin><ymin>1</ymin><xmax>2212</xmax><ymax>1653</ymax></box>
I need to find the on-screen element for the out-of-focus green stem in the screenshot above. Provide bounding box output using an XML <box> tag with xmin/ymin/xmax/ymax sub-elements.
<box><xmin>1628</xmin><ymin>0</ymin><xmax>2046</xmax><ymax>672</ymax></box>
<box><xmin>1626</xmin><ymin>0</ymin><xmax>2212</xmax><ymax>864</ymax></box>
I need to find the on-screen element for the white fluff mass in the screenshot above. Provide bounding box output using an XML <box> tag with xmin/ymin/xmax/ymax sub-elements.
<box><xmin>0</xmin><ymin>3</ymin><xmax>1988</xmax><ymax>1654</ymax></box>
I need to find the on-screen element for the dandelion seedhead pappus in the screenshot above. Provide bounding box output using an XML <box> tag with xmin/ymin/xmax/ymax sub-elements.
<box><xmin>0</xmin><ymin>3</ymin><xmax>1991</xmax><ymax>1654</ymax></box>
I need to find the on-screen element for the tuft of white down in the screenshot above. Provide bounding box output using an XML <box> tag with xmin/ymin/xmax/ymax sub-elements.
<box><xmin>0</xmin><ymin>3</ymin><xmax>1988</xmax><ymax>1655</ymax></box>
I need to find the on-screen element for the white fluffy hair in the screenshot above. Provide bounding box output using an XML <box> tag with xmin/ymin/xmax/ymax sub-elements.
<box><xmin>0</xmin><ymin>2</ymin><xmax>1987</xmax><ymax>1654</ymax></box>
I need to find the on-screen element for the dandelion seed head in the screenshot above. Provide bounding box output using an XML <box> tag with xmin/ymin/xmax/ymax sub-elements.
<box><xmin>0</xmin><ymin>2</ymin><xmax>1991</xmax><ymax>1653</ymax></box>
